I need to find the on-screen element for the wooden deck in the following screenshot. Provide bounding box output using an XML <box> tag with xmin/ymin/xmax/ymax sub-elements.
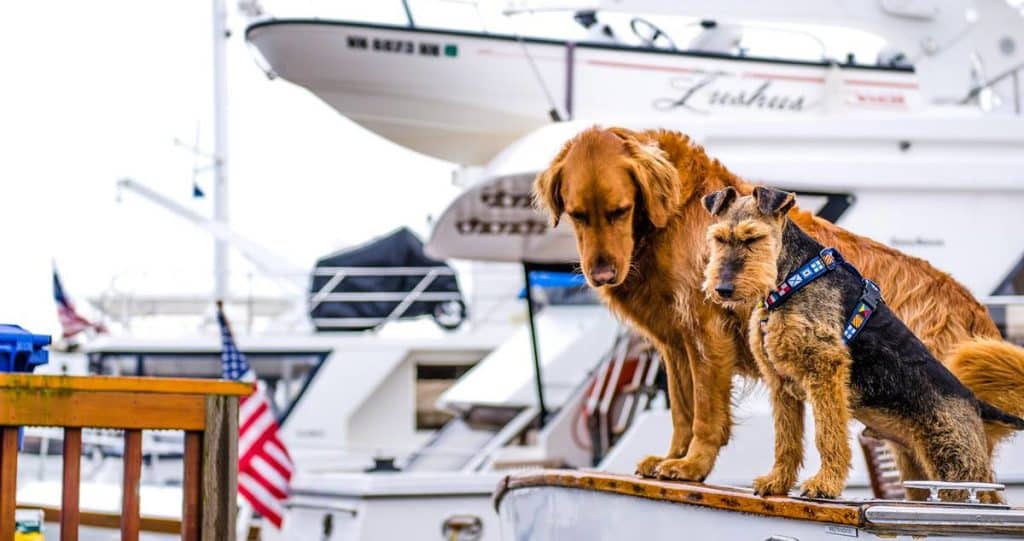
<box><xmin>495</xmin><ymin>469</ymin><xmax>862</xmax><ymax>525</ymax></box>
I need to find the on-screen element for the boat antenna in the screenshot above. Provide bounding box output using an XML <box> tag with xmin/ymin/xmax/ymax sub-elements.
<box><xmin>507</xmin><ymin>15</ymin><xmax>563</xmax><ymax>121</ymax></box>
<box><xmin>401</xmin><ymin>0</ymin><xmax>416</xmax><ymax>28</ymax></box>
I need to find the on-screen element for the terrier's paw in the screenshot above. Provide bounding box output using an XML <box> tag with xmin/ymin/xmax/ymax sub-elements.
<box><xmin>654</xmin><ymin>457</ymin><xmax>710</xmax><ymax>482</ymax></box>
<box><xmin>800</xmin><ymin>474</ymin><xmax>844</xmax><ymax>499</ymax></box>
<box><xmin>635</xmin><ymin>455</ymin><xmax>664</xmax><ymax>478</ymax></box>
<box><xmin>752</xmin><ymin>471</ymin><xmax>794</xmax><ymax>496</ymax></box>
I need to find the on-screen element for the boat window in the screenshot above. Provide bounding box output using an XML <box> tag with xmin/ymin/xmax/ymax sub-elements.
<box><xmin>87</xmin><ymin>352</ymin><xmax>324</xmax><ymax>421</ymax></box>
<box><xmin>416</xmin><ymin>363</ymin><xmax>474</xmax><ymax>430</ymax></box>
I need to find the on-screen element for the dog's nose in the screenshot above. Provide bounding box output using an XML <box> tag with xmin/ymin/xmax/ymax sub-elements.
<box><xmin>590</xmin><ymin>264</ymin><xmax>616</xmax><ymax>286</ymax></box>
<box><xmin>715</xmin><ymin>283</ymin><xmax>735</xmax><ymax>298</ymax></box>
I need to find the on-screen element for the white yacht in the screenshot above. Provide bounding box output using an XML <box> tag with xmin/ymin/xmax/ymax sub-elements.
<box><xmin>241</xmin><ymin>1</ymin><xmax>1024</xmax><ymax>539</ymax></box>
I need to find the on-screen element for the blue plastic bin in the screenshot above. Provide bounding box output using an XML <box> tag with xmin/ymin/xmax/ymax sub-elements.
<box><xmin>0</xmin><ymin>324</ymin><xmax>51</xmax><ymax>448</ymax></box>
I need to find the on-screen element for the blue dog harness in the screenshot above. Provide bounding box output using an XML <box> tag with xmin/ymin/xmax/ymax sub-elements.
<box><xmin>762</xmin><ymin>248</ymin><xmax>883</xmax><ymax>344</ymax></box>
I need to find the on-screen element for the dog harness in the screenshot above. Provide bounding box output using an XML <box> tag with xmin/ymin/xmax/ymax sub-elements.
<box><xmin>762</xmin><ymin>248</ymin><xmax>883</xmax><ymax>344</ymax></box>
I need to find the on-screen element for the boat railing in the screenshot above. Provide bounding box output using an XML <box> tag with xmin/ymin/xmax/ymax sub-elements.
<box><xmin>0</xmin><ymin>374</ymin><xmax>251</xmax><ymax>540</ymax></box>
<box><xmin>309</xmin><ymin>266</ymin><xmax>461</xmax><ymax>330</ymax></box>
<box><xmin>962</xmin><ymin>61</ymin><xmax>1024</xmax><ymax>115</ymax></box>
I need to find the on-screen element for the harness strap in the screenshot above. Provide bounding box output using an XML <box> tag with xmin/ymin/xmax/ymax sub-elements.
<box><xmin>762</xmin><ymin>248</ymin><xmax>883</xmax><ymax>345</ymax></box>
<box><xmin>842</xmin><ymin>279</ymin><xmax>882</xmax><ymax>343</ymax></box>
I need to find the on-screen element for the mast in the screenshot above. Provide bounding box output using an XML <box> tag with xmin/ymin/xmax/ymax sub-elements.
<box><xmin>212</xmin><ymin>0</ymin><xmax>229</xmax><ymax>301</ymax></box>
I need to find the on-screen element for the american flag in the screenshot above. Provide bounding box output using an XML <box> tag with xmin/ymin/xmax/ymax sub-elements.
<box><xmin>218</xmin><ymin>303</ymin><xmax>293</xmax><ymax>529</ymax></box>
<box><xmin>52</xmin><ymin>266</ymin><xmax>105</xmax><ymax>339</ymax></box>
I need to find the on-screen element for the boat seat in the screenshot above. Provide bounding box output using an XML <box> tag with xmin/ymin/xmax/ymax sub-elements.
<box><xmin>859</xmin><ymin>429</ymin><xmax>906</xmax><ymax>500</ymax></box>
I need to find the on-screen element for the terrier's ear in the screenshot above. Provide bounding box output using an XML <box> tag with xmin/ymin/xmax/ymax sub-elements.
<box><xmin>753</xmin><ymin>186</ymin><xmax>796</xmax><ymax>216</ymax></box>
<box><xmin>701</xmin><ymin>187</ymin><xmax>738</xmax><ymax>216</ymax></box>
<box><xmin>533</xmin><ymin>139</ymin><xmax>574</xmax><ymax>227</ymax></box>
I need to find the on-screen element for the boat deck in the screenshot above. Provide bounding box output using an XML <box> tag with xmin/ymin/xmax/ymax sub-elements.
<box><xmin>495</xmin><ymin>470</ymin><xmax>1024</xmax><ymax>537</ymax></box>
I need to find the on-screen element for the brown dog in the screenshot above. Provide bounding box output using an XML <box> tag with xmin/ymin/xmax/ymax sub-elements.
<box><xmin>533</xmin><ymin>126</ymin><xmax>1024</xmax><ymax>485</ymax></box>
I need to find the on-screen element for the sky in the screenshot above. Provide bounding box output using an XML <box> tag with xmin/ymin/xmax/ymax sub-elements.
<box><xmin>0</xmin><ymin>1</ymin><xmax>899</xmax><ymax>339</ymax></box>
<box><xmin>0</xmin><ymin>2</ymin><xmax>466</xmax><ymax>336</ymax></box>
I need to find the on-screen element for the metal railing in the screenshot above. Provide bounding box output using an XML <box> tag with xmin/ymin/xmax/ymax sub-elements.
<box><xmin>309</xmin><ymin>266</ymin><xmax>461</xmax><ymax>330</ymax></box>
<box><xmin>962</xmin><ymin>61</ymin><xmax>1024</xmax><ymax>115</ymax></box>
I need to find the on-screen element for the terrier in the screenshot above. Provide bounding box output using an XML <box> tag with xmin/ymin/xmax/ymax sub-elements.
<box><xmin>701</xmin><ymin>185</ymin><xmax>1024</xmax><ymax>500</ymax></box>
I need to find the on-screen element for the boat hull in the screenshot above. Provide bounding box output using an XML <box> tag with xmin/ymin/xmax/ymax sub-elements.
<box><xmin>496</xmin><ymin>471</ymin><xmax>1024</xmax><ymax>540</ymax></box>
<box><xmin>246</xmin><ymin>20</ymin><xmax>921</xmax><ymax>165</ymax></box>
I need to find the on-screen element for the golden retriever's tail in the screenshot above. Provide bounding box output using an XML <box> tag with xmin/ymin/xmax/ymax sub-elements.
<box><xmin>947</xmin><ymin>338</ymin><xmax>1024</xmax><ymax>446</ymax></box>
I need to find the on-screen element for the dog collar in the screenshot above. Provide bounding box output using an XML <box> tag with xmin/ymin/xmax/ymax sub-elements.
<box><xmin>764</xmin><ymin>248</ymin><xmax>841</xmax><ymax>310</ymax></box>
<box><xmin>762</xmin><ymin>247</ymin><xmax>883</xmax><ymax>344</ymax></box>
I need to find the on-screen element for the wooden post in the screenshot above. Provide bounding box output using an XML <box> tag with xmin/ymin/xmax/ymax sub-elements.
<box><xmin>181</xmin><ymin>431</ymin><xmax>203</xmax><ymax>541</ymax></box>
<box><xmin>0</xmin><ymin>427</ymin><xmax>18</xmax><ymax>540</ymax></box>
<box><xmin>121</xmin><ymin>429</ymin><xmax>142</xmax><ymax>541</ymax></box>
<box><xmin>61</xmin><ymin>427</ymin><xmax>83</xmax><ymax>541</ymax></box>
<box><xmin>202</xmin><ymin>395</ymin><xmax>238</xmax><ymax>541</ymax></box>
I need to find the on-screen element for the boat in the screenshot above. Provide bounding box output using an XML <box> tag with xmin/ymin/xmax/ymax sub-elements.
<box><xmin>245</xmin><ymin>0</ymin><xmax>1024</xmax><ymax>166</ymax></box>
<box><xmin>236</xmin><ymin>1</ymin><xmax>1024</xmax><ymax>539</ymax></box>
<box><xmin>495</xmin><ymin>470</ymin><xmax>1024</xmax><ymax>540</ymax></box>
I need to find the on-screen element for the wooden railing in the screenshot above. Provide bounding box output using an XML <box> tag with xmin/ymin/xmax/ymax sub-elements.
<box><xmin>0</xmin><ymin>374</ymin><xmax>252</xmax><ymax>541</ymax></box>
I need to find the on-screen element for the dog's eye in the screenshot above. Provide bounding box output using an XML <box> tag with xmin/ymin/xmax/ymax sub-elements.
<box><xmin>741</xmin><ymin>236</ymin><xmax>764</xmax><ymax>245</ymax></box>
<box><xmin>606</xmin><ymin>206</ymin><xmax>630</xmax><ymax>222</ymax></box>
<box><xmin>569</xmin><ymin>211</ymin><xmax>589</xmax><ymax>225</ymax></box>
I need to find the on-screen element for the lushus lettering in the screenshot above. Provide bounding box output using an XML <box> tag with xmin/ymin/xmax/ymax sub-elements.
<box><xmin>456</xmin><ymin>218</ymin><xmax>547</xmax><ymax>235</ymax></box>
<box><xmin>655</xmin><ymin>73</ymin><xmax>806</xmax><ymax>113</ymax></box>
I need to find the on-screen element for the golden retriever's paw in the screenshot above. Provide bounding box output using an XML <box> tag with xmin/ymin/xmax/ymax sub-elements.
<box><xmin>800</xmin><ymin>474</ymin><xmax>844</xmax><ymax>499</ymax></box>
<box><xmin>635</xmin><ymin>455</ymin><xmax>665</xmax><ymax>478</ymax></box>
<box><xmin>980</xmin><ymin>491</ymin><xmax>1005</xmax><ymax>505</ymax></box>
<box><xmin>752</xmin><ymin>471</ymin><xmax>795</xmax><ymax>496</ymax></box>
<box><xmin>654</xmin><ymin>457</ymin><xmax>710</xmax><ymax>482</ymax></box>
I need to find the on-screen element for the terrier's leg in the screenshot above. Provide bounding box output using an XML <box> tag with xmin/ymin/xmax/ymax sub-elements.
<box><xmin>748</xmin><ymin>314</ymin><xmax>805</xmax><ymax>496</ymax></box>
<box><xmin>656</xmin><ymin>316</ymin><xmax>737</xmax><ymax>481</ymax></box>
<box><xmin>752</xmin><ymin>381</ymin><xmax>805</xmax><ymax>495</ymax></box>
<box><xmin>915</xmin><ymin>405</ymin><xmax>1001</xmax><ymax>504</ymax></box>
<box><xmin>636</xmin><ymin>343</ymin><xmax>694</xmax><ymax>477</ymax></box>
<box><xmin>892</xmin><ymin>446</ymin><xmax>931</xmax><ymax>501</ymax></box>
<box><xmin>799</xmin><ymin>350</ymin><xmax>853</xmax><ymax>499</ymax></box>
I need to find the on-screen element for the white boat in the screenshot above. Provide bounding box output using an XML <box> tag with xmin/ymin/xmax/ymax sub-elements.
<box><xmin>245</xmin><ymin>0</ymin><xmax>1024</xmax><ymax>167</ymax></box>
<box><xmin>245</xmin><ymin>16</ymin><xmax>926</xmax><ymax>166</ymax></box>
<box><xmin>238</xmin><ymin>1</ymin><xmax>1024</xmax><ymax>539</ymax></box>
<box><xmin>496</xmin><ymin>470</ymin><xmax>1024</xmax><ymax>540</ymax></box>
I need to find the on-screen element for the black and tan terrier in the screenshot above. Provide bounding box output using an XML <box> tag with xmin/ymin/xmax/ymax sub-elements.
<box><xmin>700</xmin><ymin>185</ymin><xmax>1024</xmax><ymax>501</ymax></box>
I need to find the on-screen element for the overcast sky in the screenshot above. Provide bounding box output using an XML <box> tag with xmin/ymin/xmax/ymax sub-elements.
<box><xmin>0</xmin><ymin>2</ymin><xmax>471</xmax><ymax>337</ymax></box>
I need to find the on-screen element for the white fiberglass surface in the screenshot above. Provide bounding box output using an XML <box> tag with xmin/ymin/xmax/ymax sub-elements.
<box><xmin>440</xmin><ymin>305</ymin><xmax>617</xmax><ymax>410</ymax></box>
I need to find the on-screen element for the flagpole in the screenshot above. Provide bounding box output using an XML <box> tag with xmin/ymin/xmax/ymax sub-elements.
<box><xmin>212</xmin><ymin>0</ymin><xmax>230</xmax><ymax>303</ymax></box>
<box><xmin>236</xmin><ymin>499</ymin><xmax>253</xmax><ymax>539</ymax></box>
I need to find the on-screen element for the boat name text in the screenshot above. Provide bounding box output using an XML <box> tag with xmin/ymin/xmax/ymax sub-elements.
<box><xmin>655</xmin><ymin>73</ymin><xmax>807</xmax><ymax>113</ymax></box>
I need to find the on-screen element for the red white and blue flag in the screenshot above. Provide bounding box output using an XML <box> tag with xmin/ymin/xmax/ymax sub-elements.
<box><xmin>52</xmin><ymin>266</ymin><xmax>105</xmax><ymax>339</ymax></box>
<box><xmin>217</xmin><ymin>303</ymin><xmax>293</xmax><ymax>528</ymax></box>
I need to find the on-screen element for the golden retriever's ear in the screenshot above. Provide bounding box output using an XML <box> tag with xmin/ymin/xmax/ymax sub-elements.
<box><xmin>701</xmin><ymin>187</ymin><xmax>737</xmax><ymax>216</ymax></box>
<box><xmin>753</xmin><ymin>186</ymin><xmax>796</xmax><ymax>216</ymax></box>
<box><xmin>533</xmin><ymin>139</ymin><xmax>573</xmax><ymax>227</ymax></box>
<box><xmin>623</xmin><ymin>139</ymin><xmax>679</xmax><ymax>228</ymax></box>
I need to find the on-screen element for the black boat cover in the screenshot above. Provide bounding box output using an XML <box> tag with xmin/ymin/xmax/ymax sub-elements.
<box><xmin>309</xmin><ymin>228</ymin><xmax>466</xmax><ymax>331</ymax></box>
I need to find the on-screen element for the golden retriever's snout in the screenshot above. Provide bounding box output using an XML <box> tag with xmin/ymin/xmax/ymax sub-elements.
<box><xmin>714</xmin><ymin>283</ymin><xmax>735</xmax><ymax>299</ymax></box>
<box><xmin>588</xmin><ymin>261</ymin><xmax>617</xmax><ymax>286</ymax></box>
